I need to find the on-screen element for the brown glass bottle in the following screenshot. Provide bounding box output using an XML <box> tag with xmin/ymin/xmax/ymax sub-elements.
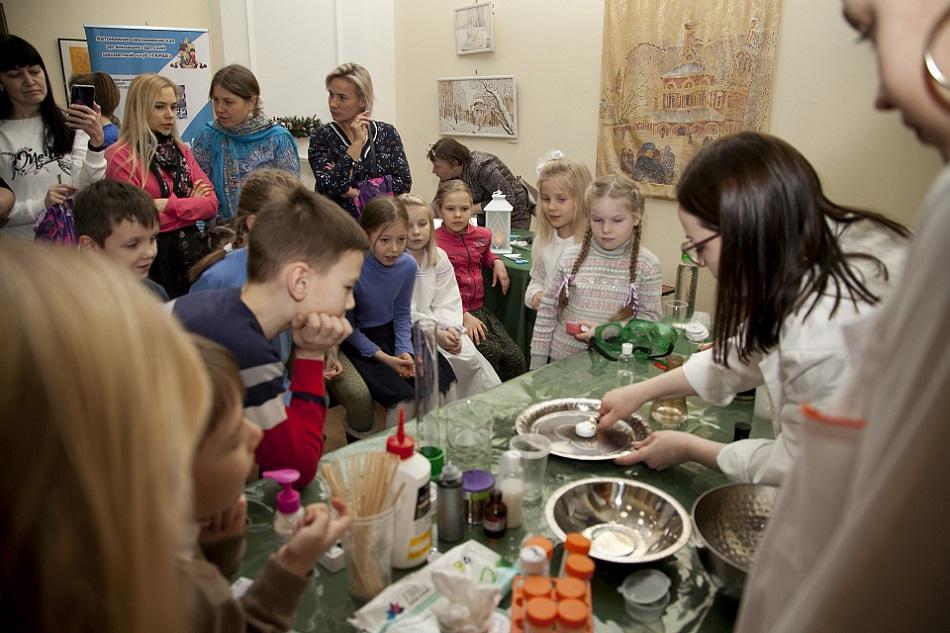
<box><xmin>482</xmin><ymin>489</ymin><xmax>508</xmax><ymax>538</ymax></box>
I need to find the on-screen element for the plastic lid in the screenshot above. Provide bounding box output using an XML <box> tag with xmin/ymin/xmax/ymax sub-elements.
<box><xmin>499</xmin><ymin>449</ymin><xmax>523</xmax><ymax>477</ymax></box>
<box><xmin>557</xmin><ymin>599</ymin><xmax>589</xmax><ymax>627</ymax></box>
<box><xmin>439</xmin><ymin>462</ymin><xmax>461</xmax><ymax>484</ymax></box>
<box><xmin>525</xmin><ymin>598</ymin><xmax>558</xmax><ymax>626</ymax></box>
<box><xmin>685</xmin><ymin>321</ymin><xmax>709</xmax><ymax>343</ymax></box>
<box><xmin>618</xmin><ymin>569</ymin><xmax>672</xmax><ymax>604</ymax></box>
<box><xmin>462</xmin><ymin>469</ymin><xmax>494</xmax><ymax>493</ymax></box>
<box><xmin>523</xmin><ymin>575</ymin><xmax>553</xmax><ymax>599</ymax></box>
<box><xmin>523</xmin><ymin>536</ymin><xmax>554</xmax><ymax>560</ymax></box>
<box><xmin>555</xmin><ymin>577</ymin><xmax>586</xmax><ymax>601</ymax></box>
<box><xmin>621</xmin><ymin>342</ymin><xmax>634</xmax><ymax>356</ymax></box>
<box><xmin>565</xmin><ymin>554</ymin><xmax>595</xmax><ymax>581</ymax></box>
<box><xmin>519</xmin><ymin>545</ymin><xmax>547</xmax><ymax>570</ymax></box>
<box><xmin>420</xmin><ymin>445</ymin><xmax>444</xmax><ymax>479</ymax></box>
<box><xmin>386</xmin><ymin>408</ymin><xmax>415</xmax><ymax>459</ymax></box>
<box><xmin>564</xmin><ymin>532</ymin><xmax>592</xmax><ymax>556</ymax></box>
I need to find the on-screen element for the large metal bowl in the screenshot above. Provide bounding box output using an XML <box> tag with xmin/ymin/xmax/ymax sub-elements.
<box><xmin>545</xmin><ymin>477</ymin><xmax>691</xmax><ymax>565</ymax></box>
<box><xmin>691</xmin><ymin>483</ymin><xmax>778</xmax><ymax>598</ymax></box>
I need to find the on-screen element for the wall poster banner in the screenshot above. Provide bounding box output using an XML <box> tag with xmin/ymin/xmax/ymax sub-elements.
<box><xmin>597</xmin><ymin>0</ymin><xmax>783</xmax><ymax>199</ymax></box>
<box><xmin>83</xmin><ymin>24</ymin><xmax>212</xmax><ymax>146</ymax></box>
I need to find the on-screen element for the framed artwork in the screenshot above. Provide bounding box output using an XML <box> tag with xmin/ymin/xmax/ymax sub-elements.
<box><xmin>437</xmin><ymin>75</ymin><xmax>517</xmax><ymax>139</ymax></box>
<box><xmin>455</xmin><ymin>2</ymin><xmax>493</xmax><ymax>55</ymax></box>
<box><xmin>597</xmin><ymin>0</ymin><xmax>783</xmax><ymax>199</ymax></box>
<box><xmin>58</xmin><ymin>38</ymin><xmax>91</xmax><ymax>96</ymax></box>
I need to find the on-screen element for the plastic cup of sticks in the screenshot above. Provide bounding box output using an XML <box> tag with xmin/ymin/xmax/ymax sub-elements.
<box><xmin>320</xmin><ymin>450</ymin><xmax>401</xmax><ymax>603</ymax></box>
<box><xmin>342</xmin><ymin>504</ymin><xmax>396</xmax><ymax>602</ymax></box>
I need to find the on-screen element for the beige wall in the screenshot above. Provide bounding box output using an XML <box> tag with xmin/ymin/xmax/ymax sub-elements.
<box><xmin>5</xmin><ymin>0</ymin><xmax>216</xmax><ymax>106</ymax></box>
<box><xmin>394</xmin><ymin>0</ymin><xmax>942</xmax><ymax>314</ymax></box>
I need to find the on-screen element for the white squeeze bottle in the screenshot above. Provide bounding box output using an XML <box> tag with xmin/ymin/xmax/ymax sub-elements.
<box><xmin>387</xmin><ymin>409</ymin><xmax>432</xmax><ymax>569</ymax></box>
<box><xmin>262</xmin><ymin>469</ymin><xmax>304</xmax><ymax>545</ymax></box>
<box><xmin>499</xmin><ymin>449</ymin><xmax>524</xmax><ymax>529</ymax></box>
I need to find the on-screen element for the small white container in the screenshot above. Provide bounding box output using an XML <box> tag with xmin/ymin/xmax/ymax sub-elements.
<box><xmin>618</xmin><ymin>569</ymin><xmax>671</xmax><ymax>623</ymax></box>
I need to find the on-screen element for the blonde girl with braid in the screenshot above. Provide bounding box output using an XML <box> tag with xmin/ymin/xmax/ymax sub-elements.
<box><xmin>524</xmin><ymin>154</ymin><xmax>593</xmax><ymax>310</ymax></box>
<box><xmin>529</xmin><ymin>173</ymin><xmax>661</xmax><ymax>370</ymax></box>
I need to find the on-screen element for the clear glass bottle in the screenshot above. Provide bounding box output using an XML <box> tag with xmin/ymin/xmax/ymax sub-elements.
<box><xmin>618</xmin><ymin>341</ymin><xmax>635</xmax><ymax>387</ymax></box>
<box><xmin>498</xmin><ymin>449</ymin><xmax>524</xmax><ymax>528</ymax></box>
<box><xmin>650</xmin><ymin>355</ymin><xmax>688</xmax><ymax>428</ymax></box>
<box><xmin>674</xmin><ymin>251</ymin><xmax>698</xmax><ymax>320</ymax></box>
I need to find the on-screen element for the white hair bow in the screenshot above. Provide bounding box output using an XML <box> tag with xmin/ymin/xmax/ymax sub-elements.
<box><xmin>536</xmin><ymin>149</ymin><xmax>565</xmax><ymax>175</ymax></box>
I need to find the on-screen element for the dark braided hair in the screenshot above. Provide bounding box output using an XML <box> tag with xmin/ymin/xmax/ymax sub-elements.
<box><xmin>557</xmin><ymin>173</ymin><xmax>646</xmax><ymax>320</ymax></box>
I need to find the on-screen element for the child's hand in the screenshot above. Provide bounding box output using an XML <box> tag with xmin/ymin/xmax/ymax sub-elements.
<box><xmin>199</xmin><ymin>494</ymin><xmax>247</xmax><ymax>545</ymax></box>
<box><xmin>324</xmin><ymin>355</ymin><xmax>343</xmax><ymax>380</ymax></box>
<box><xmin>293</xmin><ymin>312</ymin><xmax>352</xmax><ymax>359</ymax></box>
<box><xmin>530</xmin><ymin>291</ymin><xmax>543</xmax><ymax>309</ymax></box>
<box><xmin>379</xmin><ymin>352</ymin><xmax>415</xmax><ymax>378</ymax></box>
<box><xmin>463</xmin><ymin>312</ymin><xmax>487</xmax><ymax>345</ymax></box>
<box><xmin>437</xmin><ymin>328</ymin><xmax>462</xmax><ymax>354</ymax></box>
<box><xmin>277</xmin><ymin>498</ymin><xmax>352</xmax><ymax>578</ymax></box>
<box><xmin>572</xmin><ymin>320</ymin><xmax>598</xmax><ymax>343</ymax></box>
<box><xmin>45</xmin><ymin>183</ymin><xmax>78</xmax><ymax>207</ymax></box>
<box><xmin>492</xmin><ymin>260</ymin><xmax>510</xmax><ymax>294</ymax></box>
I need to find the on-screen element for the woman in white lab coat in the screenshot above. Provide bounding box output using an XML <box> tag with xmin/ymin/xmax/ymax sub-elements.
<box><xmin>598</xmin><ymin>131</ymin><xmax>908</xmax><ymax>485</ymax></box>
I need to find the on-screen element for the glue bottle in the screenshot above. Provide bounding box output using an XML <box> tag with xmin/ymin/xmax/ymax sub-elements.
<box><xmin>262</xmin><ymin>469</ymin><xmax>303</xmax><ymax>545</ymax></box>
<box><xmin>388</xmin><ymin>409</ymin><xmax>432</xmax><ymax>569</ymax></box>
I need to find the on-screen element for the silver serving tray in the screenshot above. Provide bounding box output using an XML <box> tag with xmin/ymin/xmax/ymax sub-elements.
<box><xmin>514</xmin><ymin>398</ymin><xmax>650</xmax><ymax>461</ymax></box>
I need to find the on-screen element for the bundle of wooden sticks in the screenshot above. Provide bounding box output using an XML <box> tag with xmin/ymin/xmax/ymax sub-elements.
<box><xmin>321</xmin><ymin>451</ymin><xmax>403</xmax><ymax>599</ymax></box>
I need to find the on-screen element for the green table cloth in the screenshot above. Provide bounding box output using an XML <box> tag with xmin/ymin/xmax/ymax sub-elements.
<box><xmin>482</xmin><ymin>230</ymin><xmax>536</xmax><ymax>361</ymax></box>
<box><xmin>240</xmin><ymin>348</ymin><xmax>772</xmax><ymax>632</ymax></box>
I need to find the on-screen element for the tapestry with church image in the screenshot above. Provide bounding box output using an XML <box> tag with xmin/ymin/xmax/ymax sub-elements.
<box><xmin>597</xmin><ymin>0</ymin><xmax>783</xmax><ymax>199</ymax></box>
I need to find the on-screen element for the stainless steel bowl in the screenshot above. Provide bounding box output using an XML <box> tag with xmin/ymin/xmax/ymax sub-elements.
<box><xmin>691</xmin><ymin>483</ymin><xmax>778</xmax><ymax>598</ymax></box>
<box><xmin>544</xmin><ymin>477</ymin><xmax>691</xmax><ymax>565</ymax></box>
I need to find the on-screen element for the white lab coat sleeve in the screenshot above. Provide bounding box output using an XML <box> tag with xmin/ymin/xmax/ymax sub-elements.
<box><xmin>681</xmin><ymin>344</ymin><xmax>764</xmax><ymax>406</ymax></box>
<box><xmin>430</xmin><ymin>250</ymin><xmax>465</xmax><ymax>331</ymax></box>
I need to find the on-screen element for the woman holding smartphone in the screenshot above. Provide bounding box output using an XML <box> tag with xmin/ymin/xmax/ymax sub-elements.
<box><xmin>0</xmin><ymin>35</ymin><xmax>106</xmax><ymax>238</ymax></box>
<box><xmin>307</xmin><ymin>63</ymin><xmax>411</xmax><ymax>219</ymax></box>
<box><xmin>106</xmin><ymin>73</ymin><xmax>218</xmax><ymax>298</ymax></box>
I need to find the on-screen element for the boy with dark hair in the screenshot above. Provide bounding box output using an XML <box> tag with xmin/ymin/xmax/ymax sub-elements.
<box><xmin>74</xmin><ymin>179</ymin><xmax>168</xmax><ymax>300</ymax></box>
<box><xmin>172</xmin><ymin>186</ymin><xmax>368</xmax><ymax>488</ymax></box>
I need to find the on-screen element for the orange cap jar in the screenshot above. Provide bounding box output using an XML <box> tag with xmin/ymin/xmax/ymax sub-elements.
<box><xmin>555</xmin><ymin>576</ymin><xmax>586</xmax><ymax>602</ymax></box>
<box><xmin>556</xmin><ymin>599</ymin><xmax>589</xmax><ymax>633</ymax></box>
<box><xmin>526</xmin><ymin>597</ymin><xmax>558</xmax><ymax>633</ymax></box>
<box><xmin>557</xmin><ymin>533</ymin><xmax>591</xmax><ymax>577</ymax></box>
<box><xmin>564</xmin><ymin>554</ymin><xmax>595</xmax><ymax>582</ymax></box>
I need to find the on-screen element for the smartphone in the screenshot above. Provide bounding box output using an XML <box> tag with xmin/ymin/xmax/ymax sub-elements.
<box><xmin>71</xmin><ymin>84</ymin><xmax>95</xmax><ymax>108</ymax></box>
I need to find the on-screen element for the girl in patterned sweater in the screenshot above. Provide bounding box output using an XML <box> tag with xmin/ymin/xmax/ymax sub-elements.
<box><xmin>530</xmin><ymin>173</ymin><xmax>662</xmax><ymax>369</ymax></box>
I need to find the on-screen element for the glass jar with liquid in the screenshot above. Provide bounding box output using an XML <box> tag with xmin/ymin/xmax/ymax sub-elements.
<box><xmin>650</xmin><ymin>355</ymin><xmax>688</xmax><ymax>428</ymax></box>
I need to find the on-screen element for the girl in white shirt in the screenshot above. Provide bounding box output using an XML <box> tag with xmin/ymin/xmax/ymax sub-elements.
<box><xmin>401</xmin><ymin>193</ymin><xmax>501</xmax><ymax>398</ymax></box>
<box><xmin>524</xmin><ymin>155</ymin><xmax>592</xmax><ymax>309</ymax></box>
<box><xmin>598</xmin><ymin>131</ymin><xmax>908</xmax><ymax>486</ymax></box>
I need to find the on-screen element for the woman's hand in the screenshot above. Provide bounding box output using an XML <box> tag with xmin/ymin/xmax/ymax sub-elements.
<box><xmin>463</xmin><ymin>312</ymin><xmax>488</xmax><ymax>345</ymax></box>
<box><xmin>44</xmin><ymin>183</ymin><xmax>77</xmax><ymax>208</ymax></box>
<box><xmin>613</xmin><ymin>431</ymin><xmax>690</xmax><ymax>468</ymax></box>
<box><xmin>530</xmin><ymin>291</ymin><xmax>543</xmax><ymax>310</ymax></box>
<box><xmin>277</xmin><ymin>498</ymin><xmax>352</xmax><ymax>578</ymax></box>
<box><xmin>190</xmin><ymin>180</ymin><xmax>213</xmax><ymax>198</ymax></box>
<box><xmin>572</xmin><ymin>320</ymin><xmax>598</xmax><ymax>343</ymax></box>
<box><xmin>492</xmin><ymin>260</ymin><xmax>510</xmax><ymax>294</ymax></box>
<box><xmin>437</xmin><ymin>327</ymin><xmax>462</xmax><ymax>354</ymax></box>
<box><xmin>345</xmin><ymin>113</ymin><xmax>371</xmax><ymax>161</ymax></box>
<box><xmin>65</xmin><ymin>102</ymin><xmax>104</xmax><ymax>147</ymax></box>
<box><xmin>598</xmin><ymin>383</ymin><xmax>650</xmax><ymax>429</ymax></box>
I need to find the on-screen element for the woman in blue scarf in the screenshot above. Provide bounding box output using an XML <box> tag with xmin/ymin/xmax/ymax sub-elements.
<box><xmin>192</xmin><ymin>64</ymin><xmax>300</xmax><ymax>221</ymax></box>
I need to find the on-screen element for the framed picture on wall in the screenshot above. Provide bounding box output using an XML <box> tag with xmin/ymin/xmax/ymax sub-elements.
<box><xmin>455</xmin><ymin>2</ymin><xmax>493</xmax><ymax>55</ymax></box>
<box><xmin>58</xmin><ymin>38</ymin><xmax>91</xmax><ymax>97</ymax></box>
<box><xmin>437</xmin><ymin>75</ymin><xmax>517</xmax><ymax>139</ymax></box>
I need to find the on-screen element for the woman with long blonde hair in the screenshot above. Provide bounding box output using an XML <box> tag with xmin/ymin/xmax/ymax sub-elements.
<box><xmin>0</xmin><ymin>240</ymin><xmax>210</xmax><ymax>633</ymax></box>
<box><xmin>106</xmin><ymin>73</ymin><xmax>218</xmax><ymax>298</ymax></box>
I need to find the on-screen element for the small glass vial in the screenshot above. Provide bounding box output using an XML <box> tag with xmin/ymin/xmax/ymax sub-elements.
<box><xmin>557</xmin><ymin>599</ymin><xmax>589</xmax><ymax>633</ymax></box>
<box><xmin>525</xmin><ymin>597</ymin><xmax>558</xmax><ymax>633</ymax></box>
<box><xmin>522</xmin><ymin>536</ymin><xmax>554</xmax><ymax>576</ymax></box>
<box><xmin>557</xmin><ymin>532</ymin><xmax>591</xmax><ymax>577</ymax></box>
<box><xmin>482</xmin><ymin>489</ymin><xmax>507</xmax><ymax>538</ymax></box>
<box><xmin>555</xmin><ymin>576</ymin><xmax>587</xmax><ymax>602</ymax></box>
<box><xmin>617</xmin><ymin>342</ymin><xmax>635</xmax><ymax>386</ymax></box>
<box><xmin>650</xmin><ymin>355</ymin><xmax>688</xmax><ymax>427</ymax></box>
<box><xmin>564</xmin><ymin>554</ymin><xmax>595</xmax><ymax>584</ymax></box>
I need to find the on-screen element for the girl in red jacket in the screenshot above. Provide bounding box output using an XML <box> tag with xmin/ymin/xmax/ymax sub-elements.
<box><xmin>434</xmin><ymin>179</ymin><xmax>526</xmax><ymax>381</ymax></box>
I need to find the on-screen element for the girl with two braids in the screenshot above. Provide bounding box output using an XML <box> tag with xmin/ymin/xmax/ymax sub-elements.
<box><xmin>529</xmin><ymin>173</ymin><xmax>662</xmax><ymax>369</ymax></box>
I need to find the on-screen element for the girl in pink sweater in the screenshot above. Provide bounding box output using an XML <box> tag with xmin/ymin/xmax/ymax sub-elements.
<box><xmin>106</xmin><ymin>73</ymin><xmax>218</xmax><ymax>297</ymax></box>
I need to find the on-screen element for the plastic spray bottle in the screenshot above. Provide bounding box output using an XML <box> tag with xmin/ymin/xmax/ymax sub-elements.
<box><xmin>262</xmin><ymin>469</ymin><xmax>303</xmax><ymax>545</ymax></box>
<box><xmin>388</xmin><ymin>409</ymin><xmax>432</xmax><ymax>569</ymax></box>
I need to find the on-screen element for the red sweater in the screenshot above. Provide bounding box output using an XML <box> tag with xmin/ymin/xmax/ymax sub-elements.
<box><xmin>435</xmin><ymin>224</ymin><xmax>498</xmax><ymax>312</ymax></box>
<box><xmin>105</xmin><ymin>140</ymin><xmax>218</xmax><ymax>232</ymax></box>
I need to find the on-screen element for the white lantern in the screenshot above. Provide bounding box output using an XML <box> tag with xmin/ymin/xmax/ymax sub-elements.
<box><xmin>484</xmin><ymin>190</ymin><xmax>512</xmax><ymax>253</ymax></box>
